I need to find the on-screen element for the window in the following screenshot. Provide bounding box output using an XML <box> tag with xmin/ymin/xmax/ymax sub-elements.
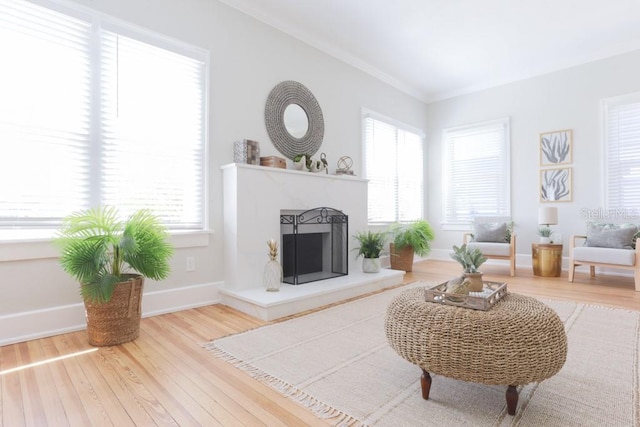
<box><xmin>442</xmin><ymin>118</ymin><xmax>510</xmax><ymax>227</ymax></box>
<box><xmin>603</xmin><ymin>92</ymin><xmax>640</xmax><ymax>210</ymax></box>
<box><xmin>363</xmin><ymin>111</ymin><xmax>424</xmax><ymax>224</ymax></box>
<box><xmin>0</xmin><ymin>0</ymin><xmax>208</xmax><ymax>230</ymax></box>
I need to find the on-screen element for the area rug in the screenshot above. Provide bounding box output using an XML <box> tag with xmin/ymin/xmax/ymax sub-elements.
<box><xmin>204</xmin><ymin>283</ymin><xmax>640</xmax><ymax>426</ymax></box>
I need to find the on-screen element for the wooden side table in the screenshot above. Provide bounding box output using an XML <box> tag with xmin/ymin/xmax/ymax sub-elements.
<box><xmin>532</xmin><ymin>243</ymin><xmax>563</xmax><ymax>277</ymax></box>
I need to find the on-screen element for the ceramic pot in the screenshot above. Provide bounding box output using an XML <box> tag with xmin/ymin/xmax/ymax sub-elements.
<box><xmin>362</xmin><ymin>257</ymin><xmax>381</xmax><ymax>273</ymax></box>
<box><xmin>463</xmin><ymin>272</ymin><xmax>484</xmax><ymax>292</ymax></box>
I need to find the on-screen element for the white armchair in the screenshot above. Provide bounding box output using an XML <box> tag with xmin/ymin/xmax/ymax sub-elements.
<box><xmin>463</xmin><ymin>216</ymin><xmax>516</xmax><ymax>276</ymax></box>
<box><xmin>568</xmin><ymin>230</ymin><xmax>640</xmax><ymax>291</ymax></box>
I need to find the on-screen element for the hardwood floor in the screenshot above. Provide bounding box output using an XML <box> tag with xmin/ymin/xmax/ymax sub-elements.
<box><xmin>2</xmin><ymin>260</ymin><xmax>638</xmax><ymax>426</ymax></box>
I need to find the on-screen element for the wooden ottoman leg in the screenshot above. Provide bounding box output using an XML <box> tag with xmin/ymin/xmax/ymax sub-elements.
<box><xmin>420</xmin><ymin>369</ymin><xmax>432</xmax><ymax>400</ymax></box>
<box><xmin>506</xmin><ymin>385</ymin><xmax>518</xmax><ymax>415</ymax></box>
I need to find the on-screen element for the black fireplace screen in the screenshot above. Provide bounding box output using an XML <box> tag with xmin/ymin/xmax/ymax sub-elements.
<box><xmin>280</xmin><ymin>207</ymin><xmax>348</xmax><ymax>285</ymax></box>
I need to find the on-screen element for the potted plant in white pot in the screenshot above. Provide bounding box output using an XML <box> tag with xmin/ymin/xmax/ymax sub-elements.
<box><xmin>538</xmin><ymin>227</ymin><xmax>552</xmax><ymax>243</ymax></box>
<box><xmin>55</xmin><ymin>206</ymin><xmax>174</xmax><ymax>346</ymax></box>
<box><xmin>450</xmin><ymin>244</ymin><xmax>487</xmax><ymax>291</ymax></box>
<box><xmin>389</xmin><ymin>219</ymin><xmax>435</xmax><ymax>272</ymax></box>
<box><xmin>353</xmin><ymin>230</ymin><xmax>387</xmax><ymax>273</ymax></box>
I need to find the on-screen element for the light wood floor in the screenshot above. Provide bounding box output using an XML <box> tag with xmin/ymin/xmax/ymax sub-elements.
<box><xmin>2</xmin><ymin>260</ymin><xmax>639</xmax><ymax>426</ymax></box>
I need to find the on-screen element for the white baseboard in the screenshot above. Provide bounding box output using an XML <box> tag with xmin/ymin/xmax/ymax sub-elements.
<box><xmin>0</xmin><ymin>281</ymin><xmax>222</xmax><ymax>346</ymax></box>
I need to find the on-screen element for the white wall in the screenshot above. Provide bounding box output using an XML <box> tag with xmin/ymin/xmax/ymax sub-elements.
<box><xmin>0</xmin><ymin>0</ymin><xmax>428</xmax><ymax>344</ymax></box>
<box><xmin>426</xmin><ymin>49</ymin><xmax>640</xmax><ymax>262</ymax></box>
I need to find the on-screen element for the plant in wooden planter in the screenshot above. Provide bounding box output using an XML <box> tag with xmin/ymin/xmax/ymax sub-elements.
<box><xmin>55</xmin><ymin>206</ymin><xmax>174</xmax><ymax>346</ymax></box>
<box><xmin>389</xmin><ymin>219</ymin><xmax>435</xmax><ymax>272</ymax></box>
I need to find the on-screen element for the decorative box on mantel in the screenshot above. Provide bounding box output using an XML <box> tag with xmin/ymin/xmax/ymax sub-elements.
<box><xmin>233</xmin><ymin>139</ymin><xmax>260</xmax><ymax>165</ymax></box>
<box><xmin>260</xmin><ymin>156</ymin><xmax>286</xmax><ymax>169</ymax></box>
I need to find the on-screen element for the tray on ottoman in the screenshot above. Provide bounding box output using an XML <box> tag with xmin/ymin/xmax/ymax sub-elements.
<box><xmin>424</xmin><ymin>280</ymin><xmax>507</xmax><ymax>310</ymax></box>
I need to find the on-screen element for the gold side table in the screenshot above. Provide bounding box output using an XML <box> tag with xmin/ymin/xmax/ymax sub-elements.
<box><xmin>532</xmin><ymin>243</ymin><xmax>563</xmax><ymax>277</ymax></box>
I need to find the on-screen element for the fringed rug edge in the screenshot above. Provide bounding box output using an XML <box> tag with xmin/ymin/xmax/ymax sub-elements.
<box><xmin>202</xmin><ymin>341</ymin><xmax>367</xmax><ymax>427</ymax></box>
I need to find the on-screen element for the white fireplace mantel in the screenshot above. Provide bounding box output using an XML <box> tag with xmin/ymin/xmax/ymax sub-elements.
<box><xmin>219</xmin><ymin>163</ymin><xmax>403</xmax><ymax>320</ymax></box>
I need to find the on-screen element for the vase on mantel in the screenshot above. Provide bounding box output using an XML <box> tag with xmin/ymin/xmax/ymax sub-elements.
<box><xmin>263</xmin><ymin>239</ymin><xmax>283</xmax><ymax>292</ymax></box>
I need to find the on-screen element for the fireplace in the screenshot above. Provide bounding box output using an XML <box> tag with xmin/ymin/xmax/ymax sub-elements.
<box><xmin>280</xmin><ymin>207</ymin><xmax>348</xmax><ymax>285</ymax></box>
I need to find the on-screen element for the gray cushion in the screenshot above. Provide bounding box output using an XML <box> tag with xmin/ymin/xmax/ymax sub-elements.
<box><xmin>473</xmin><ymin>222</ymin><xmax>507</xmax><ymax>243</ymax></box>
<box><xmin>585</xmin><ymin>224</ymin><xmax>637</xmax><ymax>249</ymax></box>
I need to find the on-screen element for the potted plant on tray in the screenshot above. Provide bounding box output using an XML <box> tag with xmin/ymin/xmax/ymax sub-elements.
<box><xmin>389</xmin><ymin>219</ymin><xmax>435</xmax><ymax>272</ymax></box>
<box><xmin>55</xmin><ymin>206</ymin><xmax>174</xmax><ymax>346</ymax></box>
<box><xmin>450</xmin><ymin>244</ymin><xmax>487</xmax><ymax>292</ymax></box>
<box><xmin>353</xmin><ymin>230</ymin><xmax>388</xmax><ymax>273</ymax></box>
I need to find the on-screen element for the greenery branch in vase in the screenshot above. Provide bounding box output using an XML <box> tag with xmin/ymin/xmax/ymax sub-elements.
<box><xmin>264</xmin><ymin>238</ymin><xmax>283</xmax><ymax>292</ymax></box>
<box><xmin>353</xmin><ymin>230</ymin><xmax>388</xmax><ymax>273</ymax></box>
<box><xmin>389</xmin><ymin>219</ymin><xmax>435</xmax><ymax>272</ymax></box>
<box><xmin>450</xmin><ymin>244</ymin><xmax>487</xmax><ymax>292</ymax></box>
<box><xmin>55</xmin><ymin>206</ymin><xmax>174</xmax><ymax>346</ymax></box>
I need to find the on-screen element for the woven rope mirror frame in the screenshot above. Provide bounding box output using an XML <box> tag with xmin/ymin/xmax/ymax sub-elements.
<box><xmin>265</xmin><ymin>81</ymin><xmax>324</xmax><ymax>160</ymax></box>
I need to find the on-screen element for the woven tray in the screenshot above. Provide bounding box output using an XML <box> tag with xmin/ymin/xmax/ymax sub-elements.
<box><xmin>424</xmin><ymin>280</ymin><xmax>507</xmax><ymax>311</ymax></box>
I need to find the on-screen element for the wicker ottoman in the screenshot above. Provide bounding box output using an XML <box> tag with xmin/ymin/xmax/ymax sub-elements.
<box><xmin>385</xmin><ymin>287</ymin><xmax>567</xmax><ymax>415</ymax></box>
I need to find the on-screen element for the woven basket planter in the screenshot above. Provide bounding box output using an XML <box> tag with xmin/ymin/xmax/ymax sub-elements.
<box><xmin>389</xmin><ymin>243</ymin><xmax>415</xmax><ymax>272</ymax></box>
<box><xmin>83</xmin><ymin>274</ymin><xmax>144</xmax><ymax>347</ymax></box>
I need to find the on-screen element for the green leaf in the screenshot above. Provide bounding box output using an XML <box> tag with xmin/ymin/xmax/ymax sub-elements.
<box><xmin>55</xmin><ymin>206</ymin><xmax>174</xmax><ymax>303</ymax></box>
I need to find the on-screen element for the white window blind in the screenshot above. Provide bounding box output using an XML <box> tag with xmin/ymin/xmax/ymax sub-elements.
<box><xmin>442</xmin><ymin>118</ymin><xmax>510</xmax><ymax>225</ymax></box>
<box><xmin>603</xmin><ymin>93</ymin><xmax>640</xmax><ymax>210</ymax></box>
<box><xmin>0</xmin><ymin>0</ymin><xmax>92</xmax><ymax>227</ymax></box>
<box><xmin>100</xmin><ymin>31</ymin><xmax>206</xmax><ymax>228</ymax></box>
<box><xmin>364</xmin><ymin>113</ymin><xmax>424</xmax><ymax>224</ymax></box>
<box><xmin>0</xmin><ymin>0</ymin><xmax>207</xmax><ymax>230</ymax></box>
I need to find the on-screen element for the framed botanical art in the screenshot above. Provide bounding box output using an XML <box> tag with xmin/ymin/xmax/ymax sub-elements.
<box><xmin>540</xmin><ymin>129</ymin><xmax>572</xmax><ymax>166</ymax></box>
<box><xmin>540</xmin><ymin>167</ymin><xmax>572</xmax><ymax>202</ymax></box>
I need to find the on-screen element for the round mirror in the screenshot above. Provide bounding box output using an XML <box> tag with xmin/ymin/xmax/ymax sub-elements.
<box><xmin>265</xmin><ymin>81</ymin><xmax>324</xmax><ymax>160</ymax></box>
<box><xmin>283</xmin><ymin>104</ymin><xmax>309</xmax><ymax>138</ymax></box>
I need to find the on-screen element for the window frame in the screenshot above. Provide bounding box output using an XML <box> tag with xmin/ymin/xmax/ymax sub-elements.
<box><xmin>441</xmin><ymin>117</ymin><xmax>511</xmax><ymax>231</ymax></box>
<box><xmin>602</xmin><ymin>91</ymin><xmax>640</xmax><ymax>214</ymax></box>
<box><xmin>0</xmin><ymin>0</ymin><xmax>210</xmax><ymax>233</ymax></box>
<box><xmin>362</xmin><ymin>109</ymin><xmax>425</xmax><ymax>225</ymax></box>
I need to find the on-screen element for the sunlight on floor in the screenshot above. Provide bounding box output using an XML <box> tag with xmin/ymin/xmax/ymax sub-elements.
<box><xmin>0</xmin><ymin>348</ymin><xmax>98</xmax><ymax>375</ymax></box>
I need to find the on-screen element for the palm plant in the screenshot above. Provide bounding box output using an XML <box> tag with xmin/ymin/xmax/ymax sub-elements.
<box><xmin>56</xmin><ymin>206</ymin><xmax>174</xmax><ymax>303</ymax></box>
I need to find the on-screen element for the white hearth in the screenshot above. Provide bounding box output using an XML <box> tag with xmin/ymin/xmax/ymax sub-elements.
<box><xmin>219</xmin><ymin>163</ymin><xmax>404</xmax><ymax>321</ymax></box>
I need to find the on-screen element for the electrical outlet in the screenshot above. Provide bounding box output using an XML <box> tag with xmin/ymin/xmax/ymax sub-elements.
<box><xmin>186</xmin><ymin>256</ymin><xmax>196</xmax><ymax>272</ymax></box>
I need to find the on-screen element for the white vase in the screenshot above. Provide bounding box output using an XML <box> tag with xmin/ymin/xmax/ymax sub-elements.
<box><xmin>293</xmin><ymin>155</ymin><xmax>307</xmax><ymax>171</ymax></box>
<box><xmin>362</xmin><ymin>257</ymin><xmax>381</xmax><ymax>273</ymax></box>
<box><xmin>309</xmin><ymin>158</ymin><xmax>326</xmax><ymax>173</ymax></box>
<box><xmin>540</xmin><ymin>237</ymin><xmax>551</xmax><ymax>244</ymax></box>
<box><xmin>263</xmin><ymin>259</ymin><xmax>283</xmax><ymax>291</ymax></box>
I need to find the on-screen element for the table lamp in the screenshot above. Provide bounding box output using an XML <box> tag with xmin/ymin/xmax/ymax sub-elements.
<box><xmin>538</xmin><ymin>206</ymin><xmax>558</xmax><ymax>227</ymax></box>
<box><xmin>538</xmin><ymin>206</ymin><xmax>558</xmax><ymax>243</ymax></box>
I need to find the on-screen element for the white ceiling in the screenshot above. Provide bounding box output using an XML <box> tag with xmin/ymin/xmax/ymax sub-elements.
<box><xmin>219</xmin><ymin>0</ymin><xmax>640</xmax><ymax>103</ymax></box>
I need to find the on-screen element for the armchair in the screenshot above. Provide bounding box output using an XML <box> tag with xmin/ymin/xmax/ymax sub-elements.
<box><xmin>568</xmin><ymin>227</ymin><xmax>640</xmax><ymax>291</ymax></box>
<box><xmin>463</xmin><ymin>216</ymin><xmax>516</xmax><ymax>276</ymax></box>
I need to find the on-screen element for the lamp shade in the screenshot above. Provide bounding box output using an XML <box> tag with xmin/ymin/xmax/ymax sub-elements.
<box><xmin>538</xmin><ymin>206</ymin><xmax>558</xmax><ymax>226</ymax></box>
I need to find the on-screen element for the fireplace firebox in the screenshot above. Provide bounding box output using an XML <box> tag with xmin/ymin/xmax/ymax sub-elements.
<box><xmin>280</xmin><ymin>207</ymin><xmax>348</xmax><ymax>285</ymax></box>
